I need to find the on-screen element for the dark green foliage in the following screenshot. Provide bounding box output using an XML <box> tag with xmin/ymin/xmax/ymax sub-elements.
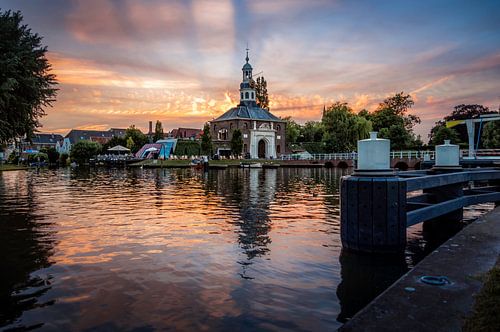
<box><xmin>40</xmin><ymin>146</ymin><xmax>59</xmax><ymax>164</ymax></box>
<box><xmin>482</xmin><ymin>121</ymin><xmax>500</xmax><ymax>149</ymax></box>
<box><xmin>27</xmin><ymin>152</ymin><xmax>47</xmax><ymax>163</ymax></box>
<box><xmin>321</xmin><ymin>102</ymin><xmax>372</xmax><ymax>152</ymax></box>
<box><xmin>200</xmin><ymin>123</ymin><xmax>212</xmax><ymax>155</ymax></box>
<box><xmin>430</xmin><ymin>126</ymin><xmax>460</xmax><ymax>146</ymax></box>
<box><xmin>125</xmin><ymin>125</ymin><xmax>148</xmax><ymax>153</ymax></box>
<box><xmin>174</xmin><ymin>141</ymin><xmax>201</xmax><ymax>156</ymax></box>
<box><xmin>230</xmin><ymin>129</ymin><xmax>243</xmax><ymax>156</ymax></box>
<box><xmin>379</xmin><ymin>125</ymin><xmax>412</xmax><ymax>150</ymax></box>
<box><xmin>463</xmin><ymin>266</ymin><xmax>500</xmax><ymax>332</ymax></box>
<box><xmin>59</xmin><ymin>152</ymin><xmax>68</xmax><ymax>166</ymax></box>
<box><xmin>369</xmin><ymin>92</ymin><xmax>421</xmax><ymax>149</ymax></box>
<box><xmin>102</xmin><ymin>135</ymin><xmax>127</xmax><ymax>151</ymax></box>
<box><xmin>445</xmin><ymin>104</ymin><xmax>491</xmax><ymax>121</ymax></box>
<box><xmin>7</xmin><ymin>152</ymin><xmax>19</xmax><ymax>164</ymax></box>
<box><xmin>301</xmin><ymin>121</ymin><xmax>324</xmax><ymax>142</ymax></box>
<box><xmin>255</xmin><ymin>76</ymin><xmax>269</xmax><ymax>110</ymax></box>
<box><xmin>301</xmin><ymin>142</ymin><xmax>327</xmax><ymax>154</ymax></box>
<box><xmin>153</xmin><ymin>120</ymin><xmax>164</xmax><ymax>142</ymax></box>
<box><xmin>0</xmin><ymin>10</ymin><xmax>57</xmax><ymax>143</ymax></box>
<box><xmin>282</xmin><ymin>116</ymin><xmax>301</xmax><ymax>144</ymax></box>
<box><xmin>70</xmin><ymin>140</ymin><xmax>101</xmax><ymax>165</ymax></box>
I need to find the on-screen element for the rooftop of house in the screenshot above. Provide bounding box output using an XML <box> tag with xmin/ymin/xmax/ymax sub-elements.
<box><xmin>29</xmin><ymin>133</ymin><xmax>64</xmax><ymax>144</ymax></box>
<box><xmin>213</xmin><ymin>101</ymin><xmax>284</xmax><ymax>123</ymax></box>
<box><xmin>65</xmin><ymin>128</ymin><xmax>127</xmax><ymax>143</ymax></box>
<box><xmin>171</xmin><ymin>128</ymin><xmax>202</xmax><ymax>138</ymax></box>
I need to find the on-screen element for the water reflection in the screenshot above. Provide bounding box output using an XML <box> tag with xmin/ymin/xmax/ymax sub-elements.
<box><xmin>336</xmin><ymin>250</ymin><xmax>407</xmax><ymax>323</ymax></box>
<box><xmin>0</xmin><ymin>171</ymin><xmax>56</xmax><ymax>329</ymax></box>
<box><xmin>0</xmin><ymin>167</ymin><xmax>490</xmax><ymax>331</ymax></box>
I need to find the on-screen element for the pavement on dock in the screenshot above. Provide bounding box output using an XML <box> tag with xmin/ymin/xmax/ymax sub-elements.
<box><xmin>340</xmin><ymin>206</ymin><xmax>500</xmax><ymax>332</ymax></box>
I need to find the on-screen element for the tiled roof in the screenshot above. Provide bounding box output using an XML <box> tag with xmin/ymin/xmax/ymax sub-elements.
<box><xmin>213</xmin><ymin>101</ymin><xmax>283</xmax><ymax>122</ymax></box>
<box><xmin>31</xmin><ymin>133</ymin><xmax>64</xmax><ymax>144</ymax></box>
<box><xmin>65</xmin><ymin>129</ymin><xmax>127</xmax><ymax>144</ymax></box>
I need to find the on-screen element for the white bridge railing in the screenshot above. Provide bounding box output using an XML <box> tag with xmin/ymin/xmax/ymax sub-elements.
<box><xmin>390</xmin><ymin>151</ymin><xmax>436</xmax><ymax>159</ymax></box>
<box><xmin>280</xmin><ymin>151</ymin><xmax>436</xmax><ymax>161</ymax></box>
<box><xmin>280</xmin><ymin>149</ymin><xmax>500</xmax><ymax>161</ymax></box>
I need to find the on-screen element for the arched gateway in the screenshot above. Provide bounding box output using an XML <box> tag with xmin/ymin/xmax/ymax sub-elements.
<box><xmin>258</xmin><ymin>139</ymin><xmax>266</xmax><ymax>159</ymax></box>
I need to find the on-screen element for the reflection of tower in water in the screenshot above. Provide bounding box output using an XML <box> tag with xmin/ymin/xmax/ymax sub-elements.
<box><xmin>238</xmin><ymin>168</ymin><xmax>276</xmax><ymax>261</ymax></box>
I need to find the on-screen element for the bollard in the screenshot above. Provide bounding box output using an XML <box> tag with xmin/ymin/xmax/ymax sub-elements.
<box><xmin>423</xmin><ymin>140</ymin><xmax>463</xmax><ymax>232</ymax></box>
<box><xmin>341</xmin><ymin>133</ymin><xmax>407</xmax><ymax>253</ymax></box>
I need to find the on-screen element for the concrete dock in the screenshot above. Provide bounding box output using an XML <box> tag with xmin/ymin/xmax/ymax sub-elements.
<box><xmin>340</xmin><ymin>206</ymin><xmax>500</xmax><ymax>331</ymax></box>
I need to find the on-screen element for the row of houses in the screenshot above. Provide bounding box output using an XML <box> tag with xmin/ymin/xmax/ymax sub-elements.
<box><xmin>8</xmin><ymin>124</ymin><xmax>202</xmax><ymax>156</ymax></box>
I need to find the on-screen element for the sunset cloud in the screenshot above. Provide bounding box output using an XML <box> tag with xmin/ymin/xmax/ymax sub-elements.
<box><xmin>2</xmin><ymin>0</ymin><xmax>498</xmax><ymax>140</ymax></box>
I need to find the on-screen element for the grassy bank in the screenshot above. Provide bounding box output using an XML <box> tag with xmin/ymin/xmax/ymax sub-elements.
<box><xmin>0</xmin><ymin>164</ymin><xmax>28</xmax><ymax>171</ymax></box>
<box><xmin>463</xmin><ymin>262</ymin><xmax>500</xmax><ymax>331</ymax></box>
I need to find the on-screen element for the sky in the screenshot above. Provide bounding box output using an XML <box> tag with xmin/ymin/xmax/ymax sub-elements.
<box><xmin>1</xmin><ymin>0</ymin><xmax>499</xmax><ymax>140</ymax></box>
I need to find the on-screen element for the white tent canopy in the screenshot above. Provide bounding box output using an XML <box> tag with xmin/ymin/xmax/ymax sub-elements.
<box><xmin>107</xmin><ymin>145</ymin><xmax>130</xmax><ymax>152</ymax></box>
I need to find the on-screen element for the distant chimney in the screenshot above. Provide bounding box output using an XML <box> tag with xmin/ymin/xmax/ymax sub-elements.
<box><xmin>149</xmin><ymin>121</ymin><xmax>153</xmax><ymax>134</ymax></box>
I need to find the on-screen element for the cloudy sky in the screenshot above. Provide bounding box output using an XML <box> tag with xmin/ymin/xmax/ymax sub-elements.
<box><xmin>2</xmin><ymin>0</ymin><xmax>499</xmax><ymax>139</ymax></box>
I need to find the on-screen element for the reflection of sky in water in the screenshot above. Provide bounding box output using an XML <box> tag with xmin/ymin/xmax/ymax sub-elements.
<box><xmin>0</xmin><ymin>168</ymin><xmax>493</xmax><ymax>331</ymax></box>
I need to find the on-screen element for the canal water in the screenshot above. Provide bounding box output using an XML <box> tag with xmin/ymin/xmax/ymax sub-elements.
<box><xmin>0</xmin><ymin>168</ymin><xmax>493</xmax><ymax>331</ymax></box>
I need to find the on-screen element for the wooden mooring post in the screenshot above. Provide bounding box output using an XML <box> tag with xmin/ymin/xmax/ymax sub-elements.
<box><xmin>340</xmin><ymin>137</ymin><xmax>500</xmax><ymax>254</ymax></box>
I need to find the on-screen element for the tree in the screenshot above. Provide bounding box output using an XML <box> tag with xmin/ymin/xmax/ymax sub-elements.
<box><xmin>125</xmin><ymin>125</ymin><xmax>148</xmax><ymax>153</ymax></box>
<box><xmin>200</xmin><ymin>123</ymin><xmax>212</xmax><ymax>155</ymax></box>
<box><xmin>102</xmin><ymin>135</ymin><xmax>127</xmax><ymax>151</ymax></box>
<box><xmin>255</xmin><ymin>76</ymin><xmax>269</xmax><ymax>110</ymax></box>
<box><xmin>40</xmin><ymin>146</ymin><xmax>59</xmax><ymax>164</ymax></box>
<box><xmin>70</xmin><ymin>140</ymin><xmax>101</xmax><ymax>165</ymax></box>
<box><xmin>430</xmin><ymin>126</ymin><xmax>460</xmax><ymax>146</ymax></box>
<box><xmin>126</xmin><ymin>137</ymin><xmax>135</xmax><ymax>151</ymax></box>
<box><xmin>153</xmin><ymin>120</ymin><xmax>164</xmax><ymax>142</ymax></box>
<box><xmin>0</xmin><ymin>10</ymin><xmax>57</xmax><ymax>143</ymax></box>
<box><xmin>301</xmin><ymin>121</ymin><xmax>324</xmax><ymax>142</ymax></box>
<box><xmin>370</xmin><ymin>92</ymin><xmax>421</xmax><ymax>149</ymax></box>
<box><xmin>282</xmin><ymin>116</ymin><xmax>301</xmax><ymax>144</ymax></box>
<box><xmin>321</xmin><ymin>102</ymin><xmax>368</xmax><ymax>152</ymax></box>
<box><xmin>445</xmin><ymin>104</ymin><xmax>491</xmax><ymax>121</ymax></box>
<box><xmin>230</xmin><ymin>129</ymin><xmax>243</xmax><ymax>156</ymax></box>
<box><xmin>373</xmin><ymin>92</ymin><xmax>420</xmax><ymax>131</ymax></box>
<box><xmin>482</xmin><ymin>121</ymin><xmax>500</xmax><ymax>149</ymax></box>
<box><xmin>352</xmin><ymin>116</ymin><xmax>372</xmax><ymax>142</ymax></box>
<box><xmin>379</xmin><ymin>125</ymin><xmax>412</xmax><ymax>150</ymax></box>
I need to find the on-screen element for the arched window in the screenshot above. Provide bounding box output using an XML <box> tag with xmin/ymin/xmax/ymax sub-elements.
<box><xmin>276</xmin><ymin>125</ymin><xmax>281</xmax><ymax>131</ymax></box>
<box><xmin>245</xmin><ymin>92</ymin><xmax>249</xmax><ymax>99</ymax></box>
<box><xmin>251</xmin><ymin>92</ymin><xmax>254</xmax><ymax>99</ymax></box>
<box><xmin>277</xmin><ymin>145</ymin><xmax>281</xmax><ymax>154</ymax></box>
<box><xmin>241</xmin><ymin>92</ymin><xmax>243</xmax><ymax>99</ymax></box>
<box><xmin>244</xmin><ymin>123</ymin><xmax>248</xmax><ymax>129</ymax></box>
<box><xmin>230</xmin><ymin>123</ymin><xmax>233</xmax><ymax>130</ymax></box>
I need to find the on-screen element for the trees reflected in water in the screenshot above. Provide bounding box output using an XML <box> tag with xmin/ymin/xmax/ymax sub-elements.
<box><xmin>0</xmin><ymin>172</ymin><xmax>56</xmax><ymax>330</ymax></box>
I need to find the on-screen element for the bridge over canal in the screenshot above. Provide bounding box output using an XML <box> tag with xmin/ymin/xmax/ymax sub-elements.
<box><xmin>280</xmin><ymin>151</ymin><xmax>431</xmax><ymax>169</ymax></box>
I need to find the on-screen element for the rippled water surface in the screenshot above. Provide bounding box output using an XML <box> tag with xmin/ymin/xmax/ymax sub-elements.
<box><xmin>0</xmin><ymin>168</ymin><xmax>493</xmax><ymax>331</ymax></box>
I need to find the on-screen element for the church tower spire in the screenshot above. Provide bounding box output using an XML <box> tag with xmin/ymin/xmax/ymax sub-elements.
<box><xmin>240</xmin><ymin>48</ymin><xmax>256</xmax><ymax>104</ymax></box>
